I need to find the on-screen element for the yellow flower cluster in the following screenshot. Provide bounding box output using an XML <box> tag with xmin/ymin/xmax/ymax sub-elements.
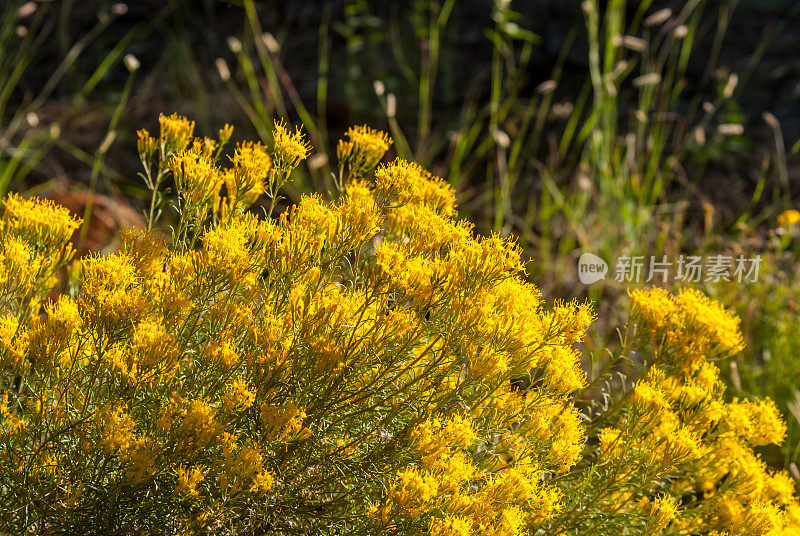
<box><xmin>159</xmin><ymin>112</ymin><xmax>196</xmax><ymax>154</ymax></box>
<box><xmin>777</xmin><ymin>209</ymin><xmax>800</xmax><ymax>227</ymax></box>
<box><xmin>337</xmin><ymin>124</ymin><xmax>393</xmax><ymax>179</ymax></box>
<box><xmin>570</xmin><ymin>287</ymin><xmax>799</xmax><ymax>536</ymax></box>
<box><xmin>142</xmin><ymin>115</ymin><xmax>312</xmax><ymax>239</ymax></box>
<box><xmin>170</xmin><ymin>144</ymin><xmax>223</xmax><ymax>210</ymax></box>
<box><xmin>630</xmin><ymin>287</ymin><xmax>746</xmax><ymax>370</ymax></box>
<box><xmin>272</xmin><ymin>118</ymin><xmax>311</xmax><ymax>171</ymax></box>
<box><xmin>374</xmin><ymin>158</ymin><xmax>457</xmax><ymax>215</ymax></box>
<box><xmin>96</xmin><ymin>403</ymin><xmax>136</xmax><ymax>454</ymax></box>
<box><xmin>648</xmin><ymin>494</ymin><xmax>679</xmax><ymax>533</ymax></box>
<box><xmin>0</xmin><ymin>192</ymin><xmax>79</xmax><ymax>373</ymax></box>
<box><xmin>1</xmin><ymin>192</ymin><xmax>80</xmax><ymax>249</ymax></box>
<box><xmin>0</xmin><ymin>313</ymin><xmax>28</xmax><ymax>368</ymax></box>
<box><xmin>226</xmin><ymin>141</ymin><xmax>271</xmax><ymax>205</ymax></box>
<box><xmin>175</xmin><ymin>464</ymin><xmax>206</xmax><ymax>498</ymax></box>
<box><xmin>0</xmin><ymin>115</ymin><xmax>795</xmax><ymax>536</ymax></box>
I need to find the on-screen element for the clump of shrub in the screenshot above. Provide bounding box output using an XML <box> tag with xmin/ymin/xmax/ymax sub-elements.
<box><xmin>0</xmin><ymin>115</ymin><xmax>797</xmax><ymax>535</ymax></box>
<box><xmin>707</xmin><ymin>220</ymin><xmax>800</xmax><ymax>468</ymax></box>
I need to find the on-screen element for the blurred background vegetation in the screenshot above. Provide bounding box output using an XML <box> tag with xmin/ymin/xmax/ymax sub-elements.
<box><xmin>2</xmin><ymin>0</ymin><xmax>800</xmax><ymax>478</ymax></box>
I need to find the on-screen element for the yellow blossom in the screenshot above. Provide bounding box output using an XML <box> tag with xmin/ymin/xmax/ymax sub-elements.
<box><xmin>337</xmin><ymin>125</ymin><xmax>392</xmax><ymax>178</ymax></box>
<box><xmin>129</xmin><ymin>317</ymin><xmax>178</xmax><ymax>376</ymax></box>
<box><xmin>777</xmin><ymin>209</ymin><xmax>800</xmax><ymax>227</ymax></box>
<box><xmin>124</xmin><ymin>436</ymin><xmax>160</xmax><ymax>484</ymax></box>
<box><xmin>2</xmin><ymin>192</ymin><xmax>81</xmax><ymax>250</ymax></box>
<box><xmin>79</xmin><ymin>253</ymin><xmax>145</xmax><ymax>332</ymax></box>
<box><xmin>0</xmin><ymin>314</ymin><xmax>28</xmax><ymax>368</ymax></box>
<box><xmin>388</xmin><ymin>466</ymin><xmax>439</xmax><ymax>516</ymax></box>
<box><xmin>137</xmin><ymin>128</ymin><xmax>156</xmax><ymax>160</ymax></box>
<box><xmin>175</xmin><ymin>465</ymin><xmax>206</xmax><ymax>498</ymax></box>
<box><xmin>743</xmin><ymin>397</ymin><xmax>787</xmax><ymax>446</ymax></box>
<box><xmin>96</xmin><ymin>404</ymin><xmax>136</xmax><ymax>454</ymax></box>
<box><xmin>630</xmin><ymin>287</ymin><xmax>745</xmax><ymax>366</ymax></box>
<box><xmin>177</xmin><ymin>399</ymin><xmax>222</xmax><ymax>453</ymax></box>
<box><xmin>260</xmin><ymin>402</ymin><xmax>309</xmax><ymax>442</ymax></box>
<box><xmin>169</xmin><ymin>145</ymin><xmax>222</xmax><ymax>208</ymax></box>
<box><xmin>159</xmin><ymin>112</ymin><xmax>195</xmax><ymax>154</ymax></box>
<box><xmin>632</xmin><ymin>381</ymin><xmax>670</xmax><ymax>414</ymax></box>
<box><xmin>221</xmin><ymin>140</ymin><xmax>272</xmax><ymax>212</ymax></box>
<box><xmin>428</xmin><ymin>515</ymin><xmax>471</xmax><ymax>536</ymax></box>
<box><xmin>647</xmin><ymin>494</ymin><xmax>678</xmax><ymax>533</ymax></box>
<box><xmin>222</xmin><ymin>378</ymin><xmax>256</xmax><ymax>410</ymax></box>
<box><xmin>374</xmin><ymin>158</ymin><xmax>456</xmax><ymax>215</ymax></box>
<box><xmin>272</xmin><ymin>119</ymin><xmax>310</xmax><ymax>174</ymax></box>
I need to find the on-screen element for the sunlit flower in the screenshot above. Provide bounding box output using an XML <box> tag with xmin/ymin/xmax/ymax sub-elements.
<box><xmin>337</xmin><ymin>125</ymin><xmax>392</xmax><ymax>178</ymax></box>
<box><xmin>777</xmin><ymin>209</ymin><xmax>800</xmax><ymax>227</ymax></box>
<box><xmin>648</xmin><ymin>494</ymin><xmax>678</xmax><ymax>533</ymax></box>
<box><xmin>272</xmin><ymin>119</ymin><xmax>310</xmax><ymax>174</ymax></box>
<box><xmin>2</xmin><ymin>192</ymin><xmax>81</xmax><ymax>249</ymax></box>
<box><xmin>159</xmin><ymin>112</ymin><xmax>195</xmax><ymax>154</ymax></box>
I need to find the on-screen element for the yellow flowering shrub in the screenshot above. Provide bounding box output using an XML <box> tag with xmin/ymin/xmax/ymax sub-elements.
<box><xmin>0</xmin><ymin>115</ymin><xmax>797</xmax><ymax>535</ymax></box>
